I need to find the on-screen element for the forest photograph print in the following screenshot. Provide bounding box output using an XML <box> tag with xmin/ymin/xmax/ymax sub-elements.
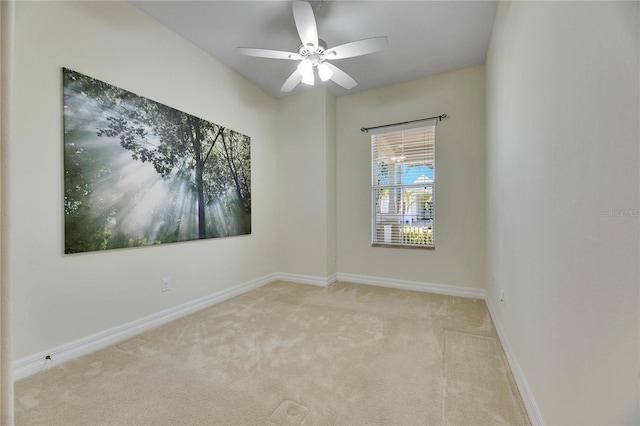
<box><xmin>63</xmin><ymin>68</ymin><xmax>251</xmax><ymax>254</ymax></box>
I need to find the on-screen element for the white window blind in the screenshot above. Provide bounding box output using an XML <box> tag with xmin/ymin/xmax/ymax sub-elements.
<box><xmin>371</xmin><ymin>120</ymin><xmax>436</xmax><ymax>247</ymax></box>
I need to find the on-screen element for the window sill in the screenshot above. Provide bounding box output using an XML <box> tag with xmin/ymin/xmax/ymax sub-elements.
<box><xmin>372</xmin><ymin>243</ymin><xmax>435</xmax><ymax>250</ymax></box>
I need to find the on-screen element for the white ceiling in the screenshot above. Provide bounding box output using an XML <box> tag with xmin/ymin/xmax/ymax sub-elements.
<box><xmin>131</xmin><ymin>0</ymin><xmax>498</xmax><ymax>98</ymax></box>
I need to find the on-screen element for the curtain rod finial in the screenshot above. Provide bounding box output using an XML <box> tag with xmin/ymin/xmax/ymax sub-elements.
<box><xmin>361</xmin><ymin>127</ymin><xmax>368</xmax><ymax>133</ymax></box>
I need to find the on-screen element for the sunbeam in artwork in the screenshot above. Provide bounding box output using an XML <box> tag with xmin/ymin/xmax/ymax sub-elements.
<box><xmin>63</xmin><ymin>68</ymin><xmax>251</xmax><ymax>253</ymax></box>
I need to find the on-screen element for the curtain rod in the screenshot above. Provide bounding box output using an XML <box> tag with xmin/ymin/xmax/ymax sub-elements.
<box><xmin>360</xmin><ymin>114</ymin><xmax>448</xmax><ymax>133</ymax></box>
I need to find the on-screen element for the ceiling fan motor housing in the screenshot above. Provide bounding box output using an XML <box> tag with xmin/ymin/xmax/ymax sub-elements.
<box><xmin>299</xmin><ymin>39</ymin><xmax>326</xmax><ymax>57</ymax></box>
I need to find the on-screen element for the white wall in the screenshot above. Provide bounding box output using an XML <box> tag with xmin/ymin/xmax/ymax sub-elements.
<box><xmin>10</xmin><ymin>1</ymin><xmax>279</xmax><ymax>359</ymax></box>
<box><xmin>336</xmin><ymin>65</ymin><xmax>487</xmax><ymax>289</ymax></box>
<box><xmin>486</xmin><ymin>1</ymin><xmax>639</xmax><ymax>424</ymax></box>
<box><xmin>276</xmin><ymin>88</ymin><xmax>336</xmax><ymax>280</ymax></box>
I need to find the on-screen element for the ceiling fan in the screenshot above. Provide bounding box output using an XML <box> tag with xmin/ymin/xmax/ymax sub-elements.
<box><xmin>237</xmin><ymin>0</ymin><xmax>388</xmax><ymax>92</ymax></box>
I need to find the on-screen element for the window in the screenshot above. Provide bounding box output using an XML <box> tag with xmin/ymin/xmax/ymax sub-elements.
<box><xmin>371</xmin><ymin>120</ymin><xmax>436</xmax><ymax>248</ymax></box>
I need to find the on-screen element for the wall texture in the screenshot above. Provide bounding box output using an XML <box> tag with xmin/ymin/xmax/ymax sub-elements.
<box><xmin>325</xmin><ymin>92</ymin><xmax>337</xmax><ymax>278</ymax></box>
<box><xmin>486</xmin><ymin>1</ymin><xmax>639</xmax><ymax>424</ymax></box>
<box><xmin>11</xmin><ymin>2</ymin><xmax>638</xmax><ymax>424</ymax></box>
<box><xmin>336</xmin><ymin>65</ymin><xmax>487</xmax><ymax>290</ymax></box>
<box><xmin>11</xmin><ymin>1</ymin><xmax>279</xmax><ymax>359</ymax></box>
<box><xmin>1</xmin><ymin>1</ymin><xmax>14</xmax><ymax>422</ymax></box>
<box><xmin>276</xmin><ymin>89</ymin><xmax>336</xmax><ymax>280</ymax></box>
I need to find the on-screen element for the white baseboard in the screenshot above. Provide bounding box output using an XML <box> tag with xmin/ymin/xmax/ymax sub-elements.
<box><xmin>14</xmin><ymin>269</ymin><xmax>544</xmax><ymax>426</ymax></box>
<box><xmin>13</xmin><ymin>273</ymin><xmax>276</xmax><ymax>381</ymax></box>
<box><xmin>336</xmin><ymin>272</ymin><xmax>486</xmax><ymax>299</ymax></box>
<box><xmin>274</xmin><ymin>272</ymin><xmax>336</xmax><ymax>287</ymax></box>
<box><xmin>14</xmin><ymin>271</ymin><xmax>473</xmax><ymax>379</ymax></box>
<box><xmin>485</xmin><ymin>297</ymin><xmax>545</xmax><ymax>426</ymax></box>
<box><xmin>338</xmin><ymin>272</ymin><xmax>544</xmax><ymax>425</ymax></box>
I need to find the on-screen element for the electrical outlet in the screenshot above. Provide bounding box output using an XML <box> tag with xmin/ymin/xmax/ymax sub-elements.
<box><xmin>161</xmin><ymin>277</ymin><xmax>171</xmax><ymax>292</ymax></box>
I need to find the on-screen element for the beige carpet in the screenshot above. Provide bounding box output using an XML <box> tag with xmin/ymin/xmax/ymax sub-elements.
<box><xmin>15</xmin><ymin>281</ymin><xmax>529</xmax><ymax>425</ymax></box>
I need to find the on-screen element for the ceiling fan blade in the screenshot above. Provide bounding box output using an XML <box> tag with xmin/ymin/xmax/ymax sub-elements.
<box><xmin>324</xmin><ymin>36</ymin><xmax>389</xmax><ymax>60</ymax></box>
<box><xmin>237</xmin><ymin>47</ymin><xmax>302</xmax><ymax>60</ymax></box>
<box><xmin>324</xmin><ymin>62</ymin><xmax>357</xmax><ymax>90</ymax></box>
<box><xmin>281</xmin><ymin>69</ymin><xmax>303</xmax><ymax>92</ymax></box>
<box><xmin>292</xmin><ymin>0</ymin><xmax>318</xmax><ymax>49</ymax></box>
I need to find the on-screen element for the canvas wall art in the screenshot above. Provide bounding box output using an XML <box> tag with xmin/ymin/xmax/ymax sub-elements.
<box><xmin>63</xmin><ymin>68</ymin><xmax>251</xmax><ymax>254</ymax></box>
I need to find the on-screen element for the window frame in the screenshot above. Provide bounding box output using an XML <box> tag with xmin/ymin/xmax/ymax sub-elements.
<box><xmin>370</xmin><ymin>121</ymin><xmax>436</xmax><ymax>249</ymax></box>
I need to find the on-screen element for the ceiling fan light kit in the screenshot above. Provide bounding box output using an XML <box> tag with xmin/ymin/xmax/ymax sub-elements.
<box><xmin>237</xmin><ymin>0</ymin><xmax>388</xmax><ymax>92</ymax></box>
<box><xmin>297</xmin><ymin>58</ymin><xmax>314</xmax><ymax>85</ymax></box>
<box><xmin>318</xmin><ymin>63</ymin><xmax>333</xmax><ymax>82</ymax></box>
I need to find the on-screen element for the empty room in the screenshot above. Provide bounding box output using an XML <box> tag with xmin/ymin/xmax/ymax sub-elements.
<box><xmin>0</xmin><ymin>0</ymin><xmax>638</xmax><ymax>425</ymax></box>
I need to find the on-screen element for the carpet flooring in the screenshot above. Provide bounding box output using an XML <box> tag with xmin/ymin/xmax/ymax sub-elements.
<box><xmin>15</xmin><ymin>281</ymin><xmax>529</xmax><ymax>425</ymax></box>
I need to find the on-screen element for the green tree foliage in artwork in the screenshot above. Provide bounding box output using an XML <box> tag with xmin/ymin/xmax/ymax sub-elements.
<box><xmin>64</xmin><ymin>129</ymin><xmax>115</xmax><ymax>252</ymax></box>
<box><xmin>63</xmin><ymin>68</ymin><xmax>251</xmax><ymax>251</ymax></box>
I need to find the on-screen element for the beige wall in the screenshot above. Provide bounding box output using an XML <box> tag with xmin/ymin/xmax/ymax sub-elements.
<box><xmin>11</xmin><ymin>2</ymin><xmax>638</xmax><ymax>424</ymax></box>
<box><xmin>1</xmin><ymin>1</ymin><xmax>14</xmax><ymax>422</ymax></box>
<box><xmin>276</xmin><ymin>89</ymin><xmax>336</xmax><ymax>279</ymax></box>
<box><xmin>336</xmin><ymin>65</ymin><xmax>487</xmax><ymax>289</ymax></box>
<box><xmin>325</xmin><ymin>92</ymin><xmax>337</xmax><ymax>277</ymax></box>
<box><xmin>486</xmin><ymin>1</ymin><xmax>639</xmax><ymax>424</ymax></box>
<box><xmin>11</xmin><ymin>1</ymin><xmax>279</xmax><ymax>359</ymax></box>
